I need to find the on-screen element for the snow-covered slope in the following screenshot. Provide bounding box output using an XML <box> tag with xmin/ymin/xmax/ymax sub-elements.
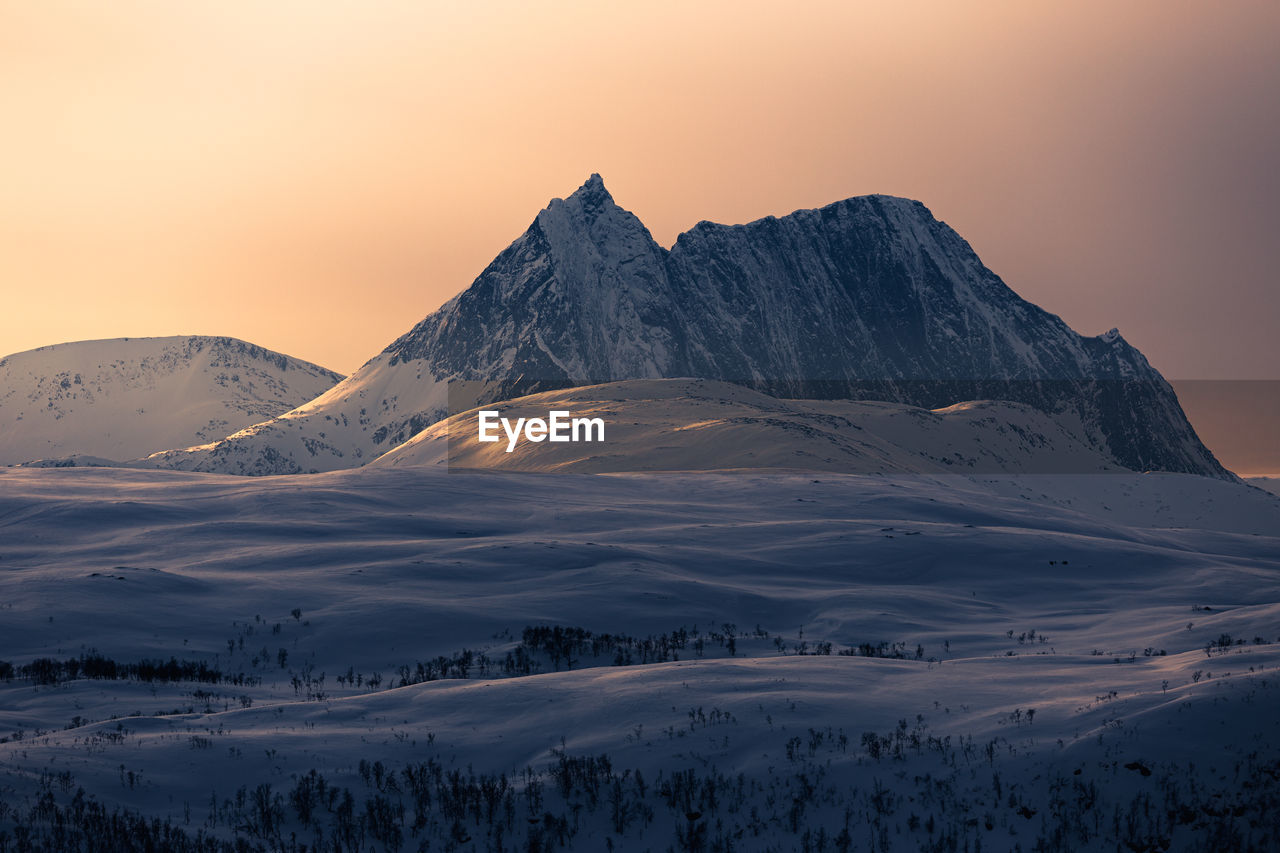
<box><xmin>374</xmin><ymin>378</ymin><xmax>1122</xmax><ymax>474</ymax></box>
<box><xmin>0</xmin><ymin>465</ymin><xmax>1277</xmax><ymax>849</ymax></box>
<box><xmin>0</xmin><ymin>336</ymin><xmax>342</xmax><ymax>466</ymax></box>
<box><xmin>147</xmin><ymin>176</ymin><xmax>1227</xmax><ymax>477</ymax></box>
<box><xmin>1248</xmin><ymin>475</ymin><xmax>1280</xmax><ymax>496</ymax></box>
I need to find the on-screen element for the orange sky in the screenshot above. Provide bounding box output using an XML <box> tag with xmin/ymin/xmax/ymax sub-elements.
<box><xmin>2</xmin><ymin>1</ymin><xmax>1278</xmax><ymax>380</ymax></box>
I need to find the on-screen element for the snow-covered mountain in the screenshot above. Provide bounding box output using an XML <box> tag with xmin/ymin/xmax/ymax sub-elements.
<box><xmin>374</xmin><ymin>378</ymin><xmax>1122</xmax><ymax>474</ymax></box>
<box><xmin>147</xmin><ymin>176</ymin><xmax>1228</xmax><ymax>477</ymax></box>
<box><xmin>0</xmin><ymin>336</ymin><xmax>342</xmax><ymax>466</ymax></box>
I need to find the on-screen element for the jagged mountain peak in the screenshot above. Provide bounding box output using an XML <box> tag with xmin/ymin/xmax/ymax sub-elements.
<box><xmin>380</xmin><ymin>174</ymin><xmax>674</xmax><ymax>383</ymax></box>
<box><xmin>1100</xmin><ymin>327</ymin><xmax>1125</xmax><ymax>344</ymax></box>
<box><xmin>536</xmin><ymin>173</ymin><xmax>651</xmax><ymax>248</ymax></box>
<box><xmin>674</xmin><ymin>192</ymin><xmax>931</xmax><ymax>243</ymax></box>
<box><xmin>145</xmin><ymin>177</ymin><xmax>1230</xmax><ymax>479</ymax></box>
<box><xmin>568</xmin><ymin>172</ymin><xmax>609</xmax><ymax>200</ymax></box>
<box><xmin>539</xmin><ymin>173</ymin><xmax>621</xmax><ymax>227</ymax></box>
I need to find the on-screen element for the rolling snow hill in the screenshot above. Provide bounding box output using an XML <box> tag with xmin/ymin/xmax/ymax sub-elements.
<box><xmin>0</xmin><ymin>465</ymin><xmax>1277</xmax><ymax>849</ymax></box>
<box><xmin>145</xmin><ymin>176</ymin><xmax>1227</xmax><ymax>478</ymax></box>
<box><xmin>373</xmin><ymin>378</ymin><xmax>1123</xmax><ymax>475</ymax></box>
<box><xmin>0</xmin><ymin>336</ymin><xmax>342</xmax><ymax>466</ymax></box>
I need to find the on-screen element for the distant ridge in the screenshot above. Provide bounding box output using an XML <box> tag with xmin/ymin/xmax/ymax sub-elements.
<box><xmin>0</xmin><ymin>335</ymin><xmax>343</xmax><ymax>466</ymax></box>
<box><xmin>146</xmin><ymin>177</ymin><xmax>1229</xmax><ymax>478</ymax></box>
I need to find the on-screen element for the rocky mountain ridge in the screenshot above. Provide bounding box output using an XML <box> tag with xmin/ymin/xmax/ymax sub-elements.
<box><xmin>144</xmin><ymin>176</ymin><xmax>1229</xmax><ymax>478</ymax></box>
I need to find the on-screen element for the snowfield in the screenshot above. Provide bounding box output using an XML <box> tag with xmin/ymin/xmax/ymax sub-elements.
<box><xmin>1</xmin><ymin>465</ymin><xmax>1277</xmax><ymax>851</ymax></box>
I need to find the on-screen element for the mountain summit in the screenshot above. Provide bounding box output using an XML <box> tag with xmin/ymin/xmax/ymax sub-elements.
<box><xmin>145</xmin><ymin>177</ymin><xmax>1228</xmax><ymax>477</ymax></box>
<box><xmin>0</xmin><ymin>336</ymin><xmax>342</xmax><ymax>466</ymax></box>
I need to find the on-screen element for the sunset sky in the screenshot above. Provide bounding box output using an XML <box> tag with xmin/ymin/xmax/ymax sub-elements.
<box><xmin>2</xmin><ymin>1</ymin><xmax>1278</xmax><ymax>381</ymax></box>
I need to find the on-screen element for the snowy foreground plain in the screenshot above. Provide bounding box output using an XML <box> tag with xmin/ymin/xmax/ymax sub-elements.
<box><xmin>1</xmin><ymin>466</ymin><xmax>1278</xmax><ymax>851</ymax></box>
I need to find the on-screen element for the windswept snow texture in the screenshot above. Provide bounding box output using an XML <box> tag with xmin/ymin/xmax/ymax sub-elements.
<box><xmin>0</xmin><ymin>336</ymin><xmax>343</xmax><ymax>466</ymax></box>
<box><xmin>147</xmin><ymin>176</ymin><xmax>1228</xmax><ymax>478</ymax></box>
<box><xmin>0</xmin><ymin>467</ymin><xmax>1278</xmax><ymax>850</ymax></box>
<box><xmin>375</xmin><ymin>378</ymin><xmax>1122</xmax><ymax>474</ymax></box>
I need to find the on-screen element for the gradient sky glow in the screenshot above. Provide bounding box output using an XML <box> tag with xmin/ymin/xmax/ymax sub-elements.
<box><xmin>2</xmin><ymin>1</ymin><xmax>1278</xmax><ymax>380</ymax></box>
